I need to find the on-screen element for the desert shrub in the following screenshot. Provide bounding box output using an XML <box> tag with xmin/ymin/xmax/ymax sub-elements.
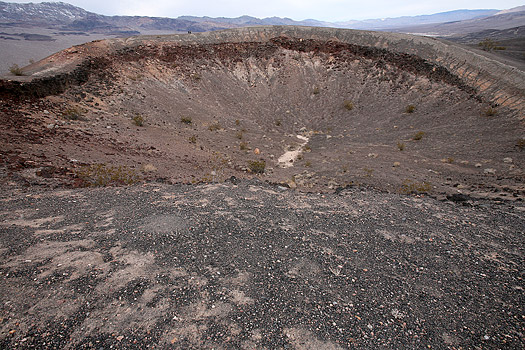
<box><xmin>303</xmin><ymin>145</ymin><xmax>311</xmax><ymax>152</ymax></box>
<box><xmin>313</xmin><ymin>87</ymin><xmax>320</xmax><ymax>95</ymax></box>
<box><xmin>397</xmin><ymin>142</ymin><xmax>405</xmax><ymax>151</ymax></box>
<box><xmin>479</xmin><ymin>38</ymin><xmax>502</xmax><ymax>51</ymax></box>
<box><xmin>180</xmin><ymin>116</ymin><xmax>192</xmax><ymax>124</ymax></box>
<box><xmin>62</xmin><ymin>107</ymin><xmax>84</xmax><ymax>121</ymax></box>
<box><xmin>483</xmin><ymin>107</ymin><xmax>497</xmax><ymax>116</ymax></box>
<box><xmin>142</xmin><ymin>164</ymin><xmax>157</xmax><ymax>173</ymax></box>
<box><xmin>236</xmin><ymin>131</ymin><xmax>244</xmax><ymax>139</ymax></box>
<box><xmin>516</xmin><ymin>139</ymin><xmax>525</xmax><ymax>151</ymax></box>
<box><xmin>189</xmin><ymin>135</ymin><xmax>197</xmax><ymax>143</ymax></box>
<box><xmin>190</xmin><ymin>72</ymin><xmax>201</xmax><ymax>81</ymax></box>
<box><xmin>235</xmin><ymin>119</ymin><xmax>240</xmax><ymax>126</ymax></box>
<box><xmin>400</xmin><ymin>179</ymin><xmax>432</xmax><ymax>194</ymax></box>
<box><xmin>305</xmin><ymin>161</ymin><xmax>312</xmax><ymax>167</ymax></box>
<box><xmin>128</xmin><ymin>74</ymin><xmax>144</xmax><ymax>81</ymax></box>
<box><xmin>412</xmin><ymin>131</ymin><xmax>425</xmax><ymax>141</ymax></box>
<box><xmin>9</xmin><ymin>64</ymin><xmax>24</xmax><ymax>76</ymax></box>
<box><xmin>239</xmin><ymin>142</ymin><xmax>248</xmax><ymax>150</ymax></box>
<box><xmin>248</xmin><ymin>160</ymin><xmax>266</xmax><ymax>174</ymax></box>
<box><xmin>478</xmin><ymin>38</ymin><xmax>496</xmax><ymax>51</ymax></box>
<box><xmin>343</xmin><ymin>100</ymin><xmax>354</xmax><ymax>111</ymax></box>
<box><xmin>275</xmin><ymin>119</ymin><xmax>282</xmax><ymax>126</ymax></box>
<box><xmin>74</xmin><ymin>164</ymin><xmax>140</xmax><ymax>187</ymax></box>
<box><xmin>208</xmin><ymin>123</ymin><xmax>222</xmax><ymax>131</ymax></box>
<box><xmin>405</xmin><ymin>104</ymin><xmax>416</xmax><ymax>113</ymax></box>
<box><xmin>478</xmin><ymin>39</ymin><xmax>507</xmax><ymax>51</ymax></box>
<box><xmin>363</xmin><ymin>167</ymin><xmax>374</xmax><ymax>177</ymax></box>
<box><xmin>132</xmin><ymin>114</ymin><xmax>144</xmax><ymax>126</ymax></box>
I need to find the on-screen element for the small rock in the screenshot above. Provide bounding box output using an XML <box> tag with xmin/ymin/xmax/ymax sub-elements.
<box><xmin>475</xmin><ymin>163</ymin><xmax>482</xmax><ymax>168</ymax></box>
<box><xmin>43</xmin><ymin>110</ymin><xmax>49</xmax><ymax>114</ymax></box>
<box><xmin>393</xmin><ymin>162</ymin><xmax>401</xmax><ymax>167</ymax></box>
<box><xmin>447</xmin><ymin>193</ymin><xmax>470</xmax><ymax>203</ymax></box>
<box><xmin>368</xmin><ymin>153</ymin><xmax>378</xmax><ymax>158</ymax></box>
<box><xmin>503</xmin><ymin>157</ymin><xmax>513</xmax><ymax>163</ymax></box>
<box><xmin>254</xmin><ymin>148</ymin><xmax>260</xmax><ymax>155</ymax></box>
<box><xmin>391</xmin><ymin>308</ymin><xmax>404</xmax><ymax>319</ymax></box>
<box><xmin>328</xmin><ymin>180</ymin><xmax>339</xmax><ymax>189</ymax></box>
<box><xmin>484</xmin><ymin>168</ymin><xmax>496</xmax><ymax>175</ymax></box>
<box><xmin>46</xmin><ymin>124</ymin><xmax>55</xmax><ymax>129</ymax></box>
<box><xmin>36</xmin><ymin>166</ymin><xmax>55</xmax><ymax>178</ymax></box>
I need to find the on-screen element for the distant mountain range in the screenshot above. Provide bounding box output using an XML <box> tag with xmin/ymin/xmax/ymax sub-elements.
<box><xmin>335</xmin><ymin>9</ymin><xmax>500</xmax><ymax>30</ymax></box>
<box><xmin>391</xmin><ymin>6</ymin><xmax>525</xmax><ymax>36</ymax></box>
<box><xmin>0</xmin><ymin>1</ymin><xmax>515</xmax><ymax>34</ymax></box>
<box><xmin>1</xmin><ymin>1</ymin><xmax>524</xmax><ymax>73</ymax></box>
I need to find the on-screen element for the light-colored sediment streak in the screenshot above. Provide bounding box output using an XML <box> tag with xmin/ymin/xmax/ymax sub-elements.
<box><xmin>278</xmin><ymin>135</ymin><xmax>309</xmax><ymax>168</ymax></box>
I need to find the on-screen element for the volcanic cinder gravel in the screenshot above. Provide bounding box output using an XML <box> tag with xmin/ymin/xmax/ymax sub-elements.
<box><xmin>0</xmin><ymin>179</ymin><xmax>524</xmax><ymax>349</ymax></box>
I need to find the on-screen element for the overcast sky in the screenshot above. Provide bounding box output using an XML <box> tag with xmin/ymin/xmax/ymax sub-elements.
<box><xmin>9</xmin><ymin>0</ymin><xmax>525</xmax><ymax>21</ymax></box>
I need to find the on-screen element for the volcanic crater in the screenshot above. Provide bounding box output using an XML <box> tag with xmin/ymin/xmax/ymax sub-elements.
<box><xmin>1</xmin><ymin>26</ymin><xmax>524</xmax><ymax>196</ymax></box>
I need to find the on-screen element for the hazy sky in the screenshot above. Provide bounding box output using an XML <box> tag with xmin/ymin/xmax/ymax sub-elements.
<box><xmin>9</xmin><ymin>0</ymin><xmax>525</xmax><ymax>21</ymax></box>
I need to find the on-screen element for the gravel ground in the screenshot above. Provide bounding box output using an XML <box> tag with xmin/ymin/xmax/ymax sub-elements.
<box><xmin>0</xmin><ymin>179</ymin><xmax>523</xmax><ymax>349</ymax></box>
